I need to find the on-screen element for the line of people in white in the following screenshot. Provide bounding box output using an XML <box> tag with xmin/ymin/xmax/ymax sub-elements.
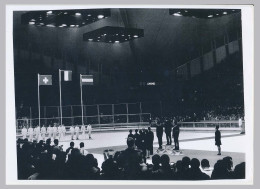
<box><xmin>21</xmin><ymin>124</ymin><xmax>92</xmax><ymax>142</ymax></box>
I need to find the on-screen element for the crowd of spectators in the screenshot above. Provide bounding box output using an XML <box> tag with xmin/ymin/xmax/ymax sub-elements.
<box><xmin>17</xmin><ymin>136</ymin><xmax>245</xmax><ymax>180</ymax></box>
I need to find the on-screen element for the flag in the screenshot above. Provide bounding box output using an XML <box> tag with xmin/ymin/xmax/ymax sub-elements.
<box><xmin>63</xmin><ymin>70</ymin><xmax>72</xmax><ymax>81</ymax></box>
<box><xmin>39</xmin><ymin>75</ymin><xmax>52</xmax><ymax>85</ymax></box>
<box><xmin>81</xmin><ymin>75</ymin><xmax>93</xmax><ymax>85</ymax></box>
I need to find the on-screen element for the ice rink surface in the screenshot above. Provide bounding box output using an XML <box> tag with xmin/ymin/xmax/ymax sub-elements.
<box><xmin>51</xmin><ymin>130</ymin><xmax>246</xmax><ymax>168</ymax></box>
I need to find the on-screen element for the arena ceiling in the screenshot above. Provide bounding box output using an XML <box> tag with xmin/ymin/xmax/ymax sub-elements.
<box><xmin>13</xmin><ymin>8</ymin><xmax>241</xmax><ymax>75</ymax></box>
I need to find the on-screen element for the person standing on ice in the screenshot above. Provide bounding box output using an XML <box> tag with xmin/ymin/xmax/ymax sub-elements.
<box><xmin>81</xmin><ymin>125</ymin><xmax>86</xmax><ymax>139</ymax></box>
<box><xmin>21</xmin><ymin>126</ymin><xmax>28</xmax><ymax>140</ymax></box>
<box><xmin>58</xmin><ymin>124</ymin><xmax>62</xmax><ymax>140</ymax></box>
<box><xmin>215</xmin><ymin>125</ymin><xmax>222</xmax><ymax>155</ymax></box>
<box><xmin>87</xmin><ymin>124</ymin><xmax>92</xmax><ymax>139</ymax></box>
<box><xmin>40</xmin><ymin>125</ymin><xmax>46</xmax><ymax>141</ymax></box>
<box><xmin>28</xmin><ymin>125</ymin><xmax>34</xmax><ymax>142</ymax></box>
<box><xmin>70</xmin><ymin>125</ymin><xmax>75</xmax><ymax>140</ymax></box>
<box><xmin>61</xmin><ymin>124</ymin><xmax>66</xmax><ymax>140</ymax></box>
<box><xmin>75</xmin><ymin>125</ymin><xmax>80</xmax><ymax>140</ymax></box>
<box><xmin>47</xmin><ymin>124</ymin><xmax>53</xmax><ymax>139</ymax></box>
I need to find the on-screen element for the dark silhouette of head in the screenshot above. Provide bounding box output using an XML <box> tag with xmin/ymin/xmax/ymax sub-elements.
<box><xmin>216</xmin><ymin>125</ymin><xmax>219</xmax><ymax>130</ymax></box>
<box><xmin>201</xmin><ymin>159</ymin><xmax>210</xmax><ymax>169</ymax></box>
<box><xmin>80</xmin><ymin>142</ymin><xmax>84</xmax><ymax>148</ymax></box>
<box><xmin>148</xmin><ymin>127</ymin><xmax>151</xmax><ymax>131</ymax></box>
<box><xmin>190</xmin><ymin>158</ymin><xmax>200</xmax><ymax>169</ymax></box>
<box><xmin>129</xmin><ymin>129</ymin><xmax>132</xmax><ymax>133</ymax></box>
<box><xmin>182</xmin><ymin>156</ymin><xmax>191</xmax><ymax>170</ymax></box>
<box><xmin>152</xmin><ymin>154</ymin><xmax>161</xmax><ymax>166</ymax></box>
<box><xmin>126</xmin><ymin>137</ymin><xmax>135</xmax><ymax>148</ymax></box>
<box><xmin>223</xmin><ymin>156</ymin><xmax>233</xmax><ymax>171</ymax></box>
<box><xmin>233</xmin><ymin>162</ymin><xmax>245</xmax><ymax>179</ymax></box>
<box><xmin>160</xmin><ymin>154</ymin><xmax>170</xmax><ymax>166</ymax></box>
<box><xmin>54</xmin><ymin>139</ymin><xmax>59</xmax><ymax>145</ymax></box>
<box><xmin>70</xmin><ymin>141</ymin><xmax>75</xmax><ymax>147</ymax></box>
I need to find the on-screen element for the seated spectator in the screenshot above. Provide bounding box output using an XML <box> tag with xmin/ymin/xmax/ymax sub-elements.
<box><xmin>159</xmin><ymin>154</ymin><xmax>172</xmax><ymax>180</ymax></box>
<box><xmin>233</xmin><ymin>162</ymin><xmax>245</xmax><ymax>179</ymax></box>
<box><xmin>79</xmin><ymin>142</ymin><xmax>89</xmax><ymax>155</ymax></box>
<box><xmin>181</xmin><ymin>156</ymin><xmax>191</xmax><ymax>179</ymax></box>
<box><xmin>118</xmin><ymin>137</ymin><xmax>141</xmax><ymax>179</ymax></box>
<box><xmin>200</xmin><ymin>159</ymin><xmax>213</xmax><ymax>177</ymax></box>
<box><xmin>65</xmin><ymin>141</ymin><xmax>74</xmax><ymax>155</ymax></box>
<box><xmin>187</xmin><ymin>158</ymin><xmax>210</xmax><ymax>180</ymax></box>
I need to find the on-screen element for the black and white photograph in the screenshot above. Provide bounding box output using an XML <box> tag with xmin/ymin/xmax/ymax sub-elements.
<box><xmin>5</xmin><ymin>4</ymin><xmax>254</xmax><ymax>184</ymax></box>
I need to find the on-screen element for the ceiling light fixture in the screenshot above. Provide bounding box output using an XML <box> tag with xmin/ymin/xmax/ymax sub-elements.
<box><xmin>75</xmin><ymin>12</ymin><xmax>81</xmax><ymax>16</ymax></box>
<box><xmin>173</xmin><ymin>13</ymin><xmax>182</xmax><ymax>16</ymax></box>
<box><xmin>97</xmin><ymin>14</ymin><xmax>104</xmax><ymax>19</ymax></box>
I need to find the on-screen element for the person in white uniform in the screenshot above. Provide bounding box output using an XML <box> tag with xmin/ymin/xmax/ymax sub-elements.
<box><xmin>81</xmin><ymin>125</ymin><xmax>86</xmax><ymax>139</ymax></box>
<box><xmin>58</xmin><ymin>125</ymin><xmax>62</xmax><ymax>140</ymax></box>
<box><xmin>70</xmin><ymin>126</ymin><xmax>75</xmax><ymax>140</ymax></box>
<box><xmin>40</xmin><ymin>125</ymin><xmax>47</xmax><ymax>141</ymax></box>
<box><xmin>52</xmin><ymin>125</ymin><xmax>58</xmax><ymax>140</ymax></box>
<box><xmin>35</xmin><ymin>125</ymin><xmax>41</xmax><ymax>141</ymax></box>
<box><xmin>87</xmin><ymin>124</ymin><xmax>92</xmax><ymax>139</ymax></box>
<box><xmin>239</xmin><ymin>117</ymin><xmax>245</xmax><ymax>134</ymax></box>
<box><xmin>21</xmin><ymin>126</ymin><xmax>28</xmax><ymax>140</ymax></box>
<box><xmin>47</xmin><ymin>125</ymin><xmax>53</xmax><ymax>139</ymax></box>
<box><xmin>75</xmin><ymin>125</ymin><xmax>80</xmax><ymax>140</ymax></box>
<box><xmin>61</xmin><ymin>124</ymin><xmax>66</xmax><ymax>140</ymax></box>
<box><xmin>28</xmin><ymin>126</ymin><xmax>34</xmax><ymax>142</ymax></box>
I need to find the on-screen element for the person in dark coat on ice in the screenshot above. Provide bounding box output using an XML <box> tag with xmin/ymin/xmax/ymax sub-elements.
<box><xmin>215</xmin><ymin>126</ymin><xmax>222</xmax><ymax>155</ymax></box>
<box><xmin>164</xmin><ymin>118</ymin><xmax>172</xmax><ymax>145</ymax></box>
<box><xmin>172</xmin><ymin>119</ymin><xmax>180</xmax><ymax>150</ymax></box>
<box><xmin>155</xmin><ymin>117</ymin><xmax>163</xmax><ymax>149</ymax></box>
<box><xmin>146</xmin><ymin>127</ymin><xmax>154</xmax><ymax>158</ymax></box>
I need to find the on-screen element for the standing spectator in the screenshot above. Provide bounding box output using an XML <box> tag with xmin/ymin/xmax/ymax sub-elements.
<box><xmin>133</xmin><ymin>129</ymin><xmax>140</xmax><ymax>149</ymax></box>
<box><xmin>155</xmin><ymin>118</ymin><xmax>163</xmax><ymax>149</ymax></box>
<box><xmin>128</xmin><ymin>129</ymin><xmax>134</xmax><ymax>138</ymax></box>
<box><xmin>215</xmin><ymin>126</ymin><xmax>222</xmax><ymax>155</ymax></box>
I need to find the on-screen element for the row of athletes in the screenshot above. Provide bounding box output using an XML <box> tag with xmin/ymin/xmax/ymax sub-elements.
<box><xmin>21</xmin><ymin>124</ymin><xmax>92</xmax><ymax>142</ymax></box>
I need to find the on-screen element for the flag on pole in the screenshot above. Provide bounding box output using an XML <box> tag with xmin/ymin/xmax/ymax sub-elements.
<box><xmin>39</xmin><ymin>75</ymin><xmax>52</xmax><ymax>85</ymax></box>
<box><xmin>81</xmin><ymin>75</ymin><xmax>93</xmax><ymax>85</ymax></box>
<box><xmin>63</xmin><ymin>70</ymin><xmax>72</xmax><ymax>81</ymax></box>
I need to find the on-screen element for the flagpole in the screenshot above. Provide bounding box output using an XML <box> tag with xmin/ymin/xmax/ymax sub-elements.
<box><xmin>38</xmin><ymin>74</ymin><xmax>40</xmax><ymax>126</ymax></box>
<box><xmin>80</xmin><ymin>74</ymin><xmax>84</xmax><ymax>126</ymax></box>
<box><xmin>59</xmin><ymin>69</ymin><xmax>63</xmax><ymax>125</ymax></box>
